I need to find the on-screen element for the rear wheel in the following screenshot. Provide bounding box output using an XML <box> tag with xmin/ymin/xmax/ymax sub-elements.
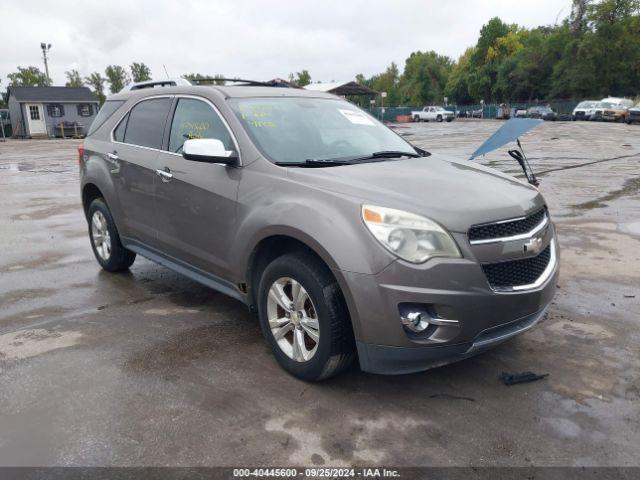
<box><xmin>437</xmin><ymin>115</ymin><xmax>443</xmax><ymax>122</ymax></box>
<box><xmin>413</xmin><ymin>115</ymin><xmax>420</xmax><ymax>122</ymax></box>
<box><xmin>88</xmin><ymin>198</ymin><xmax>136</xmax><ymax>272</ymax></box>
<box><xmin>257</xmin><ymin>252</ymin><xmax>355</xmax><ymax>381</ymax></box>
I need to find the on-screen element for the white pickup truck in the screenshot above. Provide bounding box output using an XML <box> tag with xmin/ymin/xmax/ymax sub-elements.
<box><xmin>411</xmin><ymin>106</ymin><xmax>455</xmax><ymax>122</ymax></box>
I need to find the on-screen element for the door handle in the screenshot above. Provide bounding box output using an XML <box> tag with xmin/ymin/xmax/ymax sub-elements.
<box><xmin>156</xmin><ymin>168</ymin><xmax>173</xmax><ymax>182</ymax></box>
<box><xmin>107</xmin><ymin>152</ymin><xmax>119</xmax><ymax>160</ymax></box>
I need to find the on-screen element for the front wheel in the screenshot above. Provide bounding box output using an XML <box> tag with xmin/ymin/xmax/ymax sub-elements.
<box><xmin>88</xmin><ymin>198</ymin><xmax>136</xmax><ymax>272</ymax></box>
<box><xmin>257</xmin><ymin>252</ymin><xmax>355</xmax><ymax>381</ymax></box>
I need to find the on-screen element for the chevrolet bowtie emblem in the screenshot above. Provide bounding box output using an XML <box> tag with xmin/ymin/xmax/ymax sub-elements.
<box><xmin>523</xmin><ymin>237</ymin><xmax>544</xmax><ymax>254</ymax></box>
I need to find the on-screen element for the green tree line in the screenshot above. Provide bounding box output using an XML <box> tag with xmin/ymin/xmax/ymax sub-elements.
<box><xmin>357</xmin><ymin>0</ymin><xmax>640</xmax><ymax>106</ymax></box>
<box><xmin>1</xmin><ymin>62</ymin><xmax>154</xmax><ymax>106</ymax></box>
<box><xmin>1</xmin><ymin>63</ymin><xmax>233</xmax><ymax>107</ymax></box>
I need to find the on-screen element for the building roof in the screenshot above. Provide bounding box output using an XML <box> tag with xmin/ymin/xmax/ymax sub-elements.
<box><xmin>8</xmin><ymin>86</ymin><xmax>98</xmax><ymax>103</ymax></box>
<box><xmin>304</xmin><ymin>81</ymin><xmax>377</xmax><ymax>96</ymax></box>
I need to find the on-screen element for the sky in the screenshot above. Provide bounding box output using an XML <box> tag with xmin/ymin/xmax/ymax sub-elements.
<box><xmin>1</xmin><ymin>0</ymin><xmax>573</xmax><ymax>89</ymax></box>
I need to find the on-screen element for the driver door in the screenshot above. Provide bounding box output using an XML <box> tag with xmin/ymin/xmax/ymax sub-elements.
<box><xmin>153</xmin><ymin>97</ymin><xmax>240</xmax><ymax>280</ymax></box>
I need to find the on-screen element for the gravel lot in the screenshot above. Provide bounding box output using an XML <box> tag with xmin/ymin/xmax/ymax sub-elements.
<box><xmin>0</xmin><ymin>120</ymin><xmax>639</xmax><ymax>467</ymax></box>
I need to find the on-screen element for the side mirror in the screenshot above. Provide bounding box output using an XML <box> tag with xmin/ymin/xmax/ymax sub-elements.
<box><xmin>182</xmin><ymin>138</ymin><xmax>238</xmax><ymax>166</ymax></box>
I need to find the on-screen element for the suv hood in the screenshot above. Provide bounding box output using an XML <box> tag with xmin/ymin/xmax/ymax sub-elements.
<box><xmin>287</xmin><ymin>154</ymin><xmax>544</xmax><ymax>233</ymax></box>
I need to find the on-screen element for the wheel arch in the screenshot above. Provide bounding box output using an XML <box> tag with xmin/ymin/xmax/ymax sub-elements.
<box><xmin>82</xmin><ymin>183</ymin><xmax>105</xmax><ymax>220</ymax></box>
<box><xmin>244</xmin><ymin>232</ymin><xmax>363</xmax><ymax>340</ymax></box>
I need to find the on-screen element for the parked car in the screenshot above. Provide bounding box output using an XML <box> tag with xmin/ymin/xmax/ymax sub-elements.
<box><xmin>412</xmin><ymin>106</ymin><xmax>455</xmax><ymax>122</ymax></box>
<box><xmin>515</xmin><ymin>109</ymin><xmax>528</xmax><ymax>118</ymax></box>
<box><xmin>496</xmin><ymin>103</ymin><xmax>511</xmax><ymax>120</ymax></box>
<box><xmin>626</xmin><ymin>103</ymin><xmax>640</xmax><ymax>124</ymax></box>
<box><xmin>471</xmin><ymin>108</ymin><xmax>483</xmax><ymax>118</ymax></box>
<box><xmin>527</xmin><ymin>106</ymin><xmax>557</xmax><ymax>121</ymax></box>
<box><xmin>599</xmin><ymin>97</ymin><xmax>634</xmax><ymax>122</ymax></box>
<box><xmin>572</xmin><ymin>101</ymin><xmax>599</xmax><ymax>121</ymax></box>
<box><xmin>591</xmin><ymin>101</ymin><xmax>607</xmax><ymax>121</ymax></box>
<box><xmin>80</xmin><ymin>80</ymin><xmax>558</xmax><ymax>380</ymax></box>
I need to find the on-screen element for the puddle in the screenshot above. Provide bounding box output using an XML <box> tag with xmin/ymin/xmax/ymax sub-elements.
<box><xmin>572</xmin><ymin>176</ymin><xmax>640</xmax><ymax>210</ymax></box>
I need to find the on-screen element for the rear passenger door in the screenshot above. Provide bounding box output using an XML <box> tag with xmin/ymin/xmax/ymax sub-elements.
<box><xmin>111</xmin><ymin>96</ymin><xmax>172</xmax><ymax>247</ymax></box>
<box><xmin>153</xmin><ymin>96</ymin><xmax>241</xmax><ymax>280</ymax></box>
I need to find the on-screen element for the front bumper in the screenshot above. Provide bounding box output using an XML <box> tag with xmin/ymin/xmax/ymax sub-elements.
<box><xmin>357</xmin><ymin>307</ymin><xmax>547</xmax><ymax>374</ymax></box>
<box><xmin>602</xmin><ymin>113</ymin><xmax>623</xmax><ymax>121</ymax></box>
<box><xmin>341</xmin><ymin>229</ymin><xmax>558</xmax><ymax>375</ymax></box>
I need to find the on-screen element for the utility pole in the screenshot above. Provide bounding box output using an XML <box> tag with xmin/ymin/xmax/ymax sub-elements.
<box><xmin>41</xmin><ymin>43</ymin><xmax>52</xmax><ymax>83</ymax></box>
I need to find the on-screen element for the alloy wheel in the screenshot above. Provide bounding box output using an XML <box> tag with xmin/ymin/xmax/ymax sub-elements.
<box><xmin>91</xmin><ymin>210</ymin><xmax>111</xmax><ymax>261</ymax></box>
<box><xmin>266</xmin><ymin>277</ymin><xmax>320</xmax><ymax>362</ymax></box>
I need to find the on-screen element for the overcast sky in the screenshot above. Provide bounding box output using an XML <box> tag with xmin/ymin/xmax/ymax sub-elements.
<box><xmin>1</xmin><ymin>0</ymin><xmax>573</xmax><ymax>89</ymax></box>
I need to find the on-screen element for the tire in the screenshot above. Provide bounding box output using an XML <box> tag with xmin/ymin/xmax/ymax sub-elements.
<box><xmin>88</xmin><ymin>198</ymin><xmax>136</xmax><ymax>272</ymax></box>
<box><xmin>446</xmin><ymin>117</ymin><xmax>453</xmax><ymax>123</ymax></box>
<box><xmin>437</xmin><ymin>115</ymin><xmax>443</xmax><ymax>122</ymax></box>
<box><xmin>257</xmin><ymin>252</ymin><xmax>355</xmax><ymax>381</ymax></box>
<box><xmin>413</xmin><ymin>115</ymin><xmax>420</xmax><ymax>122</ymax></box>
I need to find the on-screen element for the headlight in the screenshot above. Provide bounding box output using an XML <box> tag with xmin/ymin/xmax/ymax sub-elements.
<box><xmin>361</xmin><ymin>205</ymin><xmax>461</xmax><ymax>263</ymax></box>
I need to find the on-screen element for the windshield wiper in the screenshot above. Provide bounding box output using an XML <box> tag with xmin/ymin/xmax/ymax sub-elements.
<box><xmin>363</xmin><ymin>150</ymin><xmax>421</xmax><ymax>159</ymax></box>
<box><xmin>275</xmin><ymin>150</ymin><xmax>425</xmax><ymax>168</ymax></box>
<box><xmin>275</xmin><ymin>159</ymin><xmax>359</xmax><ymax>168</ymax></box>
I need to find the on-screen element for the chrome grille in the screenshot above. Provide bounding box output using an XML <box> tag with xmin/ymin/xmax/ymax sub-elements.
<box><xmin>469</xmin><ymin>208</ymin><xmax>546</xmax><ymax>243</ymax></box>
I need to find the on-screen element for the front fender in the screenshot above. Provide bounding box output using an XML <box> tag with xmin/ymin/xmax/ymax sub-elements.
<box><xmin>231</xmin><ymin>194</ymin><xmax>395</xmax><ymax>280</ymax></box>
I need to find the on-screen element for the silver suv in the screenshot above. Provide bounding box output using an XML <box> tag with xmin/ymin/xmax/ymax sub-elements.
<box><xmin>80</xmin><ymin>81</ymin><xmax>558</xmax><ymax>380</ymax></box>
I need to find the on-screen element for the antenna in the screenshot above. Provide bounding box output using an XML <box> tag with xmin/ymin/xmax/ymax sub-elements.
<box><xmin>162</xmin><ymin>64</ymin><xmax>170</xmax><ymax>79</ymax></box>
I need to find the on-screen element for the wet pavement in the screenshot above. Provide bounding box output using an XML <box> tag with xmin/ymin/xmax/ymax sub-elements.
<box><xmin>0</xmin><ymin>120</ymin><xmax>639</xmax><ymax>467</ymax></box>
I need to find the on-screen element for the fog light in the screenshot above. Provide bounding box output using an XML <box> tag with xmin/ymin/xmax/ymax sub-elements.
<box><xmin>401</xmin><ymin>311</ymin><xmax>431</xmax><ymax>333</ymax></box>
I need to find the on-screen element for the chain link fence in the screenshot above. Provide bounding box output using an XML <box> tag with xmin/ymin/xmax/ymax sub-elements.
<box><xmin>365</xmin><ymin>101</ymin><xmax>582</xmax><ymax>123</ymax></box>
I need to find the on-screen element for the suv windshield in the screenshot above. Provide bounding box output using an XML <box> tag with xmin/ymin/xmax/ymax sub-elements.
<box><xmin>230</xmin><ymin>97</ymin><xmax>416</xmax><ymax>164</ymax></box>
<box><xmin>577</xmin><ymin>101</ymin><xmax>596</xmax><ymax>109</ymax></box>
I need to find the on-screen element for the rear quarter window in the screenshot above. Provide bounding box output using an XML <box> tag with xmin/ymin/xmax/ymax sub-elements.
<box><xmin>123</xmin><ymin>98</ymin><xmax>172</xmax><ymax>149</ymax></box>
<box><xmin>87</xmin><ymin>100</ymin><xmax>125</xmax><ymax>136</ymax></box>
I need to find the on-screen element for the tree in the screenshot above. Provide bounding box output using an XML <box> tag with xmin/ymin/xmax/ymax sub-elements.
<box><xmin>85</xmin><ymin>72</ymin><xmax>106</xmax><ymax>104</ymax></box>
<box><xmin>65</xmin><ymin>69</ymin><xmax>84</xmax><ymax>88</ymax></box>
<box><xmin>293</xmin><ymin>70</ymin><xmax>312</xmax><ymax>87</ymax></box>
<box><xmin>130</xmin><ymin>62</ymin><xmax>152</xmax><ymax>82</ymax></box>
<box><xmin>445</xmin><ymin>48</ymin><xmax>475</xmax><ymax>104</ymax></box>
<box><xmin>7</xmin><ymin>66</ymin><xmax>51</xmax><ymax>87</ymax></box>
<box><xmin>105</xmin><ymin>65</ymin><xmax>131</xmax><ymax>94</ymax></box>
<box><xmin>570</xmin><ymin>0</ymin><xmax>591</xmax><ymax>33</ymax></box>
<box><xmin>0</xmin><ymin>80</ymin><xmax>6</xmax><ymax>108</ymax></box>
<box><xmin>182</xmin><ymin>73</ymin><xmax>225</xmax><ymax>85</ymax></box>
<box><xmin>398</xmin><ymin>51</ymin><xmax>452</xmax><ymax>105</ymax></box>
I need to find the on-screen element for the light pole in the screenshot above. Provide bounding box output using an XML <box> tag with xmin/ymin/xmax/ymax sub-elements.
<box><xmin>41</xmin><ymin>43</ymin><xmax>52</xmax><ymax>83</ymax></box>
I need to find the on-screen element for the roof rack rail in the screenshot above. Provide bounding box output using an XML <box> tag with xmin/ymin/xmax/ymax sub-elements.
<box><xmin>120</xmin><ymin>77</ymin><xmax>299</xmax><ymax>92</ymax></box>
<box><xmin>190</xmin><ymin>77</ymin><xmax>272</xmax><ymax>86</ymax></box>
<box><xmin>123</xmin><ymin>78</ymin><xmax>193</xmax><ymax>91</ymax></box>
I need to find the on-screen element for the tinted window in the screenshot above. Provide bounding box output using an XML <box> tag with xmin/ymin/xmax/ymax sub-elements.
<box><xmin>113</xmin><ymin>113</ymin><xmax>128</xmax><ymax>142</ymax></box>
<box><xmin>124</xmin><ymin>98</ymin><xmax>172</xmax><ymax>149</ymax></box>
<box><xmin>168</xmin><ymin>98</ymin><xmax>233</xmax><ymax>153</ymax></box>
<box><xmin>87</xmin><ymin>100</ymin><xmax>124</xmax><ymax>136</ymax></box>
